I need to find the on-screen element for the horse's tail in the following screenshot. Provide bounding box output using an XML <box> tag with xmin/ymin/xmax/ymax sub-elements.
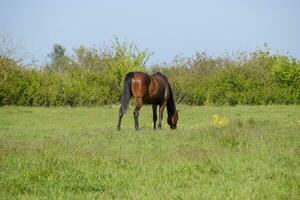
<box><xmin>121</xmin><ymin>72</ymin><xmax>133</xmax><ymax>113</ymax></box>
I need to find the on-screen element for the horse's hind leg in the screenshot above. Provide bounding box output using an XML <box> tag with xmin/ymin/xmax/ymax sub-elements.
<box><xmin>133</xmin><ymin>98</ymin><xmax>142</xmax><ymax>131</ymax></box>
<box><xmin>152</xmin><ymin>104</ymin><xmax>158</xmax><ymax>130</ymax></box>
<box><xmin>117</xmin><ymin>106</ymin><xmax>125</xmax><ymax>131</ymax></box>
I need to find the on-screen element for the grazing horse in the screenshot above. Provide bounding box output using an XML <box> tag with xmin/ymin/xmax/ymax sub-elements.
<box><xmin>117</xmin><ymin>72</ymin><xmax>178</xmax><ymax>131</ymax></box>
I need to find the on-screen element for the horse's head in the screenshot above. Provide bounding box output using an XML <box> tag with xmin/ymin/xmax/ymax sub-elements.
<box><xmin>168</xmin><ymin>109</ymin><xmax>178</xmax><ymax>129</ymax></box>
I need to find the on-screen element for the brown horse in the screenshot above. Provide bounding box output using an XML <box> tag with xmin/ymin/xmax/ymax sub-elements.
<box><xmin>117</xmin><ymin>72</ymin><xmax>178</xmax><ymax>131</ymax></box>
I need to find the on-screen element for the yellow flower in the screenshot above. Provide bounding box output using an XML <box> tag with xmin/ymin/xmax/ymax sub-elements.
<box><xmin>211</xmin><ymin>115</ymin><xmax>229</xmax><ymax>127</ymax></box>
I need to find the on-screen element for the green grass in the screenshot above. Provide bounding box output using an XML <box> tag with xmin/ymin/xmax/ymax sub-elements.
<box><xmin>0</xmin><ymin>105</ymin><xmax>299</xmax><ymax>199</ymax></box>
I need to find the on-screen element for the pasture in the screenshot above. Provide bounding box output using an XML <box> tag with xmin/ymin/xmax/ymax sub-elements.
<box><xmin>0</xmin><ymin>105</ymin><xmax>299</xmax><ymax>199</ymax></box>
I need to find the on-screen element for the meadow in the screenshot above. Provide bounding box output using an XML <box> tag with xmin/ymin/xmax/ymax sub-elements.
<box><xmin>0</xmin><ymin>105</ymin><xmax>299</xmax><ymax>199</ymax></box>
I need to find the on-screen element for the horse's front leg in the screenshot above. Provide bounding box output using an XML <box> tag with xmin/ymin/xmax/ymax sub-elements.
<box><xmin>133</xmin><ymin>98</ymin><xmax>142</xmax><ymax>131</ymax></box>
<box><xmin>158</xmin><ymin>101</ymin><xmax>167</xmax><ymax>130</ymax></box>
<box><xmin>152</xmin><ymin>104</ymin><xmax>158</xmax><ymax>130</ymax></box>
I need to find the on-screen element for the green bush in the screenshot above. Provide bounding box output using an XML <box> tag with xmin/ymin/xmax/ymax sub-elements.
<box><xmin>0</xmin><ymin>42</ymin><xmax>299</xmax><ymax>106</ymax></box>
<box><xmin>158</xmin><ymin>49</ymin><xmax>299</xmax><ymax>106</ymax></box>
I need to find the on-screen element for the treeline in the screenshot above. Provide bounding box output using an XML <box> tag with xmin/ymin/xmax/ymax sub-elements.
<box><xmin>155</xmin><ymin>49</ymin><xmax>300</xmax><ymax>105</ymax></box>
<box><xmin>0</xmin><ymin>39</ymin><xmax>149</xmax><ymax>106</ymax></box>
<box><xmin>0</xmin><ymin>39</ymin><xmax>299</xmax><ymax>106</ymax></box>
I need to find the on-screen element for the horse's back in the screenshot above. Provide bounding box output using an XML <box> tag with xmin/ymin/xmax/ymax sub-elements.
<box><xmin>130</xmin><ymin>71</ymin><xmax>169</xmax><ymax>104</ymax></box>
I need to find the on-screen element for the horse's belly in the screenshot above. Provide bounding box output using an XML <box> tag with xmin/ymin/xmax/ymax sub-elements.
<box><xmin>143</xmin><ymin>96</ymin><xmax>161</xmax><ymax>105</ymax></box>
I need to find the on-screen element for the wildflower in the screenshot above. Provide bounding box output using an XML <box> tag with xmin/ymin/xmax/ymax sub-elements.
<box><xmin>211</xmin><ymin>115</ymin><xmax>229</xmax><ymax>127</ymax></box>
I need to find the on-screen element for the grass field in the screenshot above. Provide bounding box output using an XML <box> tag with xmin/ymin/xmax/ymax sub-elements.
<box><xmin>0</xmin><ymin>105</ymin><xmax>299</xmax><ymax>199</ymax></box>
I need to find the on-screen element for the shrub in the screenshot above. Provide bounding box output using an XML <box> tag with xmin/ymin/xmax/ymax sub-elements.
<box><xmin>0</xmin><ymin>42</ymin><xmax>299</xmax><ymax>106</ymax></box>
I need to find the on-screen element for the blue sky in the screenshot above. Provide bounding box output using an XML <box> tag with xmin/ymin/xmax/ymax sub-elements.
<box><xmin>0</xmin><ymin>0</ymin><xmax>299</xmax><ymax>65</ymax></box>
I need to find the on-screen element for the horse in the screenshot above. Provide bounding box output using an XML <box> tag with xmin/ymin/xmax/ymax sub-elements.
<box><xmin>117</xmin><ymin>71</ymin><xmax>178</xmax><ymax>131</ymax></box>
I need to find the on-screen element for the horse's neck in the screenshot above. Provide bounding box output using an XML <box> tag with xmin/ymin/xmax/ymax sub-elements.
<box><xmin>167</xmin><ymin>94</ymin><xmax>176</xmax><ymax>117</ymax></box>
<box><xmin>151</xmin><ymin>74</ymin><xmax>176</xmax><ymax>115</ymax></box>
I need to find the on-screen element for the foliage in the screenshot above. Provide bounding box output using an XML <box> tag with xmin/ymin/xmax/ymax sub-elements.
<box><xmin>0</xmin><ymin>38</ymin><xmax>299</xmax><ymax>106</ymax></box>
<box><xmin>46</xmin><ymin>44</ymin><xmax>70</xmax><ymax>73</ymax></box>
<box><xmin>0</xmin><ymin>39</ymin><xmax>149</xmax><ymax>106</ymax></box>
<box><xmin>155</xmin><ymin>48</ymin><xmax>300</xmax><ymax>105</ymax></box>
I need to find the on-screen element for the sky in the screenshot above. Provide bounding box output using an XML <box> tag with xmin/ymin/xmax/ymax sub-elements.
<box><xmin>0</xmin><ymin>0</ymin><xmax>299</xmax><ymax>65</ymax></box>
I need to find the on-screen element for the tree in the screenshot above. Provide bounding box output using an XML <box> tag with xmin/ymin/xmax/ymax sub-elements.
<box><xmin>47</xmin><ymin>44</ymin><xmax>70</xmax><ymax>73</ymax></box>
<box><xmin>0</xmin><ymin>33</ymin><xmax>25</xmax><ymax>63</ymax></box>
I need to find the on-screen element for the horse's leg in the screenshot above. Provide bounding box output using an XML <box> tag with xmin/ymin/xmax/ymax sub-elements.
<box><xmin>158</xmin><ymin>101</ymin><xmax>167</xmax><ymax>130</ymax></box>
<box><xmin>152</xmin><ymin>104</ymin><xmax>158</xmax><ymax>130</ymax></box>
<box><xmin>133</xmin><ymin>98</ymin><xmax>142</xmax><ymax>131</ymax></box>
<box><xmin>117</xmin><ymin>106</ymin><xmax>124</xmax><ymax>131</ymax></box>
